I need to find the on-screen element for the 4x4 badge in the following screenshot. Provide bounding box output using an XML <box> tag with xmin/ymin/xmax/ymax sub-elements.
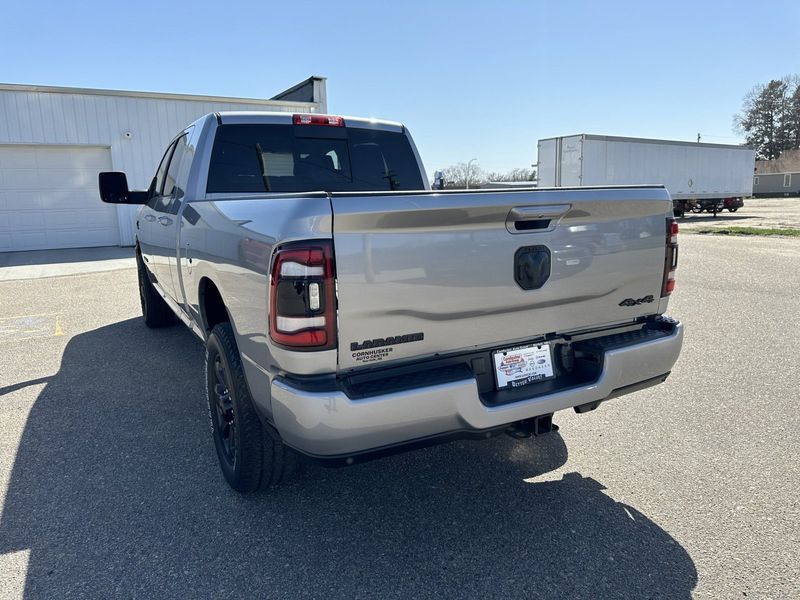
<box><xmin>619</xmin><ymin>295</ymin><xmax>654</xmax><ymax>307</ymax></box>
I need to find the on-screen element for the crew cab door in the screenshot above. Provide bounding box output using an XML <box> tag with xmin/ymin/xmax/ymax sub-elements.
<box><xmin>157</xmin><ymin>129</ymin><xmax>194</xmax><ymax>305</ymax></box>
<box><xmin>149</xmin><ymin>132</ymin><xmax>191</xmax><ymax>305</ymax></box>
<box><xmin>138</xmin><ymin>141</ymin><xmax>175</xmax><ymax>285</ymax></box>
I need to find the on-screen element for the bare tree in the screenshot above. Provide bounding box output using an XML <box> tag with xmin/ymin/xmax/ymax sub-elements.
<box><xmin>439</xmin><ymin>162</ymin><xmax>486</xmax><ymax>189</ymax></box>
<box><xmin>735</xmin><ymin>75</ymin><xmax>800</xmax><ymax>160</ymax></box>
<box><xmin>435</xmin><ymin>164</ymin><xmax>539</xmax><ymax>189</ymax></box>
<box><xmin>486</xmin><ymin>167</ymin><xmax>536</xmax><ymax>182</ymax></box>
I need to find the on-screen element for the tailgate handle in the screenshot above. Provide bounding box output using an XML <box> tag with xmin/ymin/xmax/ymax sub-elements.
<box><xmin>507</xmin><ymin>204</ymin><xmax>571</xmax><ymax>234</ymax></box>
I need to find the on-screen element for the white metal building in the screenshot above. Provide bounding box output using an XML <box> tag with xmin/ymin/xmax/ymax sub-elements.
<box><xmin>0</xmin><ymin>77</ymin><xmax>327</xmax><ymax>251</ymax></box>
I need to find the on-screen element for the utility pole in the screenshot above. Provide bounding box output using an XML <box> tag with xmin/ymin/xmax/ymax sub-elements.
<box><xmin>697</xmin><ymin>133</ymin><xmax>701</xmax><ymax>143</ymax></box>
<box><xmin>465</xmin><ymin>158</ymin><xmax>477</xmax><ymax>189</ymax></box>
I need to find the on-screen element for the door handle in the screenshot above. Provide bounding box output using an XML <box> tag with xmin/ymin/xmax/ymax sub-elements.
<box><xmin>158</xmin><ymin>216</ymin><xmax>174</xmax><ymax>226</ymax></box>
<box><xmin>506</xmin><ymin>204</ymin><xmax>571</xmax><ymax>234</ymax></box>
<box><xmin>143</xmin><ymin>214</ymin><xmax>156</xmax><ymax>222</ymax></box>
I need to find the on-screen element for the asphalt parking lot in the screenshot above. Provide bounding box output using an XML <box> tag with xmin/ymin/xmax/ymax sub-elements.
<box><xmin>1</xmin><ymin>234</ymin><xmax>798</xmax><ymax>599</ymax></box>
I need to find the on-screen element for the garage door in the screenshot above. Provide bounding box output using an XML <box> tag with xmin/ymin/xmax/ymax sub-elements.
<box><xmin>0</xmin><ymin>145</ymin><xmax>119</xmax><ymax>251</ymax></box>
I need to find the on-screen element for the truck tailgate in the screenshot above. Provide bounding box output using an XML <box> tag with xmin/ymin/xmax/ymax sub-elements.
<box><xmin>331</xmin><ymin>186</ymin><xmax>671</xmax><ymax>371</ymax></box>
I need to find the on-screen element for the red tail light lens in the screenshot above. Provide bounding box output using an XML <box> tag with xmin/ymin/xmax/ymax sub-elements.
<box><xmin>662</xmin><ymin>218</ymin><xmax>679</xmax><ymax>297</ymax></box>
<box><xmin>292</xmin><ymin>114</ymin><xmax>345</xmax><ymax>127</ymax></box>
<box><xmin>269</xmin><ymin>241</ymin><xmax>336</xmax><ymax>350</ymax></box>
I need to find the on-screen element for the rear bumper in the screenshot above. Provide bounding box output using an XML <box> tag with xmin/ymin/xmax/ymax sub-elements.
<box><xmin>271</xmin><ymin>319</ymin><xmax>683</xmax><ymax>457</ymax></box>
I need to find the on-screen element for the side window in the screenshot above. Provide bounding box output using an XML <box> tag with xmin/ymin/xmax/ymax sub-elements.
<box><xmin>152</xmin><ymin>135</ymin><xmax>188</xmax><ymax>214</ymax></box>
<box><xmin>784</xmin><ymin>174</ymin><xmax>791</xmax><ymax>188</ymax></box>
<box><xmin>151</xmin><ymin>142</ymin><xmax>176</xmax><ymax>201</ymax></box>
<box><xmin>174</xmin><ymin>129</ymin><xmax>195</xmax><ymax>199</ymax></box>
<box><xmin>163</xmin><ymin>135</ymin><xmax>189</xmax><ymax>199</ymax></box>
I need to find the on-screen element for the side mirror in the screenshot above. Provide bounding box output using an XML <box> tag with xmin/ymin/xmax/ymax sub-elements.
<box><xmin>98</xmin><ymin>172</ymin><xmax>148</xmax><ymax>204</ymax></box>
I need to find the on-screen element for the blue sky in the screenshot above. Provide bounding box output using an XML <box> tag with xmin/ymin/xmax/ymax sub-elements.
<box><xmin>1</xmin><ymin>0</ymin><xmax>798</xmax><ymax>176</ymax></box>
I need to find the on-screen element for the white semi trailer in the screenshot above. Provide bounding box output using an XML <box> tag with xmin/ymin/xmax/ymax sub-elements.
<box><xmin>537</xmin><ymin>134</ymin><xmax>756</xmax><ymax>216</ymax></box>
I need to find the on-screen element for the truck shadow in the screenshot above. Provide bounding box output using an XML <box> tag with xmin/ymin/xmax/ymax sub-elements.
<box><xmin>0</xmin><ymin>318</ymin><xmax>697</xmax><ymax>598</ymax></box>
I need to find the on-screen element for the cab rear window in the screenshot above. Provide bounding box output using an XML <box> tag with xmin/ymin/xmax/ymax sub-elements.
<box><xmin>206</xmin><ymin>124</ymin><xmax>424</xmax><ymax>193</ymax></box>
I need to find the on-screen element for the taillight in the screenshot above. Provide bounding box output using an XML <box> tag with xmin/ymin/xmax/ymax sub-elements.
<box><xmin>292</xmin><ymin>114</ymin><xmax>345</xmax><ymax>127</ymax></box>
<box><xmin>662</xmin><ymin>218</ymin><xmax>679</xmax><ymax>297</ymax></box>
<box><xmin>269</xmin><ymin>240</ymin><xmax>336</xmax><ymax>350</ymax></box>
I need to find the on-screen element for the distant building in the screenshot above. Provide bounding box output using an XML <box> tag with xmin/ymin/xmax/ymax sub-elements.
<box><xmin>0</xmin><ymin>77</ymin><xmax>327</xmax><ymax>251</ymax></box>
<box><xmin>752</xmin><ymin>171</ymin><xmax>800</xmax><ymax>197</ymax></box>
<box><xmin>755</xmin><ymin>149</ymin><xmax>800</xmax><ymax>174</ymax></box>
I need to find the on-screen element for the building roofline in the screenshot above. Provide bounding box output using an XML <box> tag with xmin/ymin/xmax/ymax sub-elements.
<box><xmin>0</xmin><ymin>79</ymin><xmax>323</xmax><ymax>107</ymax></box>
<box><xmin>538</xmin><ymin>133</ymin><xmax>752</xmax><ymax>151</ymax></box>
<box><xmin>270</xmin><ymin>75</ymin><xmax>326</xmax><ymax>101</ymax></box>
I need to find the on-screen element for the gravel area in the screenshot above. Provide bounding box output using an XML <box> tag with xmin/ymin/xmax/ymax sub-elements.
<box><xmin>679</xmin><ymin>196</ymin><xmax>800</xmax><ymax>232</ymax></box>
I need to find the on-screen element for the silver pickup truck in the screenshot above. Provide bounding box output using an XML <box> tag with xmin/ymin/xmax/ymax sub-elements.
<box><xmin>99</xmin><ymin>112</ymin><xmax>683</xmax><ymax>492</ymax></box>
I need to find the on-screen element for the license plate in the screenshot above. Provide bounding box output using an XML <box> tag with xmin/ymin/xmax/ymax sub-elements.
<box><xmin>493</xmin><ymin>343</ymin><xmax>554</xmax><ymax>390</ymax></box>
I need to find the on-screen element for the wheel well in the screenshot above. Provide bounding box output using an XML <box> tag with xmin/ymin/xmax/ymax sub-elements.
<box><xmin>199</xmin><ymin>278</ymin><xmax>229</xmax><ymax>333</ymax></box>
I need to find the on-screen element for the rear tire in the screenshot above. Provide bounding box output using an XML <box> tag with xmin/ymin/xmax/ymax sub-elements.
<box><xmin>729</xmin><ymin>207</ymin><xmax>738</xmax><ymax>212</ymax></box>
<box><xmin>137</xmin><ymin>251</ymin><xmax>174</xmax><ymax>328</ymax></box>
<box><xmin>206</xmin><ymin>322</ymin><xmax>301</xmax><ymax>492</ymax></box>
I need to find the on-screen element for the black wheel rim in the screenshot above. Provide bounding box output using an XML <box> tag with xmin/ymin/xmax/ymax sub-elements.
<box><xmin>212</xmin><ymin>355</ymin><xmax>237</xmax><ymax>466</ymax></box>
